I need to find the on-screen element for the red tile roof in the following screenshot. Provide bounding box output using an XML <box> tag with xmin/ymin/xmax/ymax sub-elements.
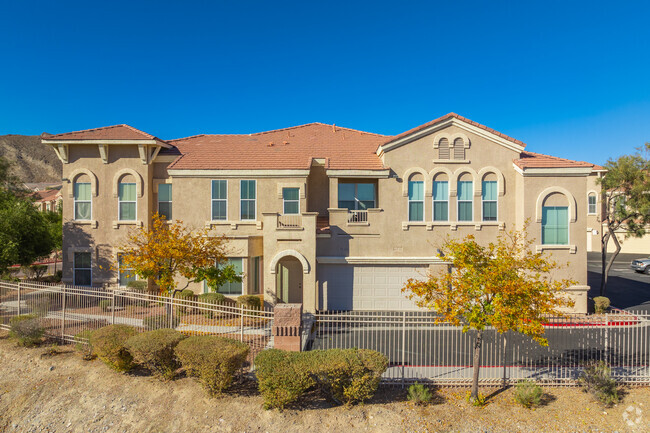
<box><xmin>30</xmin><ymin>188</ymin><xmax>62</xmax><ymax>202</ymax></box>
<box><xmin>43</xmin><ymin>124</ymin><xmax>166</xmax><ymax>142</ymax></box>
<box><xmin>514</xmin><ymin>151</ymin><xmax>596</xmax><ymax>169</ymax></box>
<box><xmin>384</xmin><ymin>112</ymin><xmax>527</xmax><ymax>148</ymax></box>
<box><xmin>167</xmin><ymin>123</ymin><xmax>388</xmax><ymax>171</ymax></box>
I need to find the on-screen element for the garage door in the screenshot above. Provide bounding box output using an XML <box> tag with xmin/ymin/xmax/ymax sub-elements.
<box><xmin>318</xmin><ymin>264</ymin><xmax>428</xmax><ymax>311</ymax></box>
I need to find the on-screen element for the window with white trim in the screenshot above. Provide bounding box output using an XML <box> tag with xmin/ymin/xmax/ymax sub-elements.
<box><xmin>158</xmin><ymin>184</ymin><xmax>172</xmax><ymax>220</ymax></box>
<box><xmin>74</xmin><ymin>252</ymin><xmax>91</xmax><ymax>286</ymax></box>
<box><xmin>74</xmin><ymin>182</ymin><xmax>91</xmax><ymax>220</ymax></box>
<box><xmin>432</xmin><ymin>180</ymin><xmax>448</xmax><ymax>221</ymax></box>
<box><xmin>240</xmin><ymin>180</ymin><xmax>256</xmax><ymax>220</ymax></box>
<box><xmin>457</xmin><ymin>180</ymin><xmax>473</xmax><ymax>221</ymax></box>
<box><xmin>282</xmin><ymin>188</ymin><xmax>300</xmax><ymax>214</ymax></box>
<box><xmin>542</xmin><ymin>206</ymin><xmax>569</xmax><ymax>245</ymax></box>
<box><xmin>117</xmin><ymin>253</ymin><xmax>136</xmax><ymax>287</ymax></box>
<box><xmin>408</xmin><ymin>180</ymin><xmax>424</xmax><ymax>221</ymax></box>
<box><xmin>588</xmin><ymin>193</ymin><xmax>597</xmax><ymax>215</ymax></box>
<box><xmin>203</xmin><ymin>258</ymin><xmax>243</xmax><ymax>295</ymax></box>
<box><xmin>211</xmin><ymin>180</ymin><xmax>227</xmax><ymax>220</ymax></box>
<box><xmin>482</xmin><ymin>180</ymin><xmax>497</xmax><ymax>221</ymax></box>
<box><xmin>118</xmin><ymin>182</ymin><xmax>136</xmax><ymax>221</ymax></box>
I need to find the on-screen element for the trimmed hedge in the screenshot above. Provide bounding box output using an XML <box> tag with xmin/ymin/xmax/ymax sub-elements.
<box><xmin>143</xmin><ymin>314</ymin><xmax>180</xmax><ymax>331</ymax></box>
<box><xmin>175</xmin><ymin>336</ymin><xmax>249</xmax><ymax>396</ymax></box>
<box><xmin>236</xmin><ymin>295</ymin><xmax>262</xmax><ymax>310</ymax></box>
<box><xmin>126</xmin><ymin>329</ymin><xmax>185</xmax><ymax>380</ymax></box>
<box><xmin>254</xmin><ymin>348</ymin><xmax>389</xmax><ymax>409</ymax></box>
<box><xmin>198</xmin><ymin>293</ymin><xmax>227</xmax><ymax>318</ymax></box>
<box><xmin>593</xmin><ymin>296</ymin><xmax>611</xmax><ymax>314</ymax></box>
<box><xmin>89</xmin><ymin>325</ymin><xmax>139</xmax><ymax>372</ymax></box>
<box><xmin>9</xmin><ymin>314</ymin><xmax>44</xmax><ymax>347</ymax></box>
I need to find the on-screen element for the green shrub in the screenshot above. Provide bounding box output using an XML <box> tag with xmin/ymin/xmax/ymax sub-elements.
<box><xmin>143</xmin><ymin>314</ymin><xmax>180</xmax><ymax>330</ymax></box>
<box><xmin>236</xmin><ymin>295</ymin><xmax>262</xmax><ymax>310</ymax></box>
<box><xmin>514</xmin><ymin>380</ymin><xmax>543</xmax><ymax>408</ymax></box>
<box><xmin>175</xmin><ymin>336</ymin><xmax>249</xmax><ymax>396</ymax></box>
<box><xmin>175</xmin><ymin>289</ymin><xmax>196</xmax><ymax>315</ymax></box>
<box><xmin>53</xmin><ymin>270</ymin><xmax>63</xmax><ymax>282</ymax></box>
<box><xmin>593</xmin><ymin>296</ymin><xmax>611</xmax><ymax>314</ymax></box>
<box><xmin>27</xmin><ymin>296</ymin><xmax>52</xmax><ymax>317</ymax></box>
<box><xmin>578</xmin><ymin>361</ymin><xmax>619</xmax><ymax>406</ymax></box>
<box><xmin>74</xmin><ymin>330</ymin><xmax>95</xmax><ymax>360</ymax></box>
<box><xmin>407</xmin><ymin>382</ymin><xmax>433</xmax><ymax>405</ymax></box>
<box><xmin>255</xmin><ymin>349</ymin><xmax>315</xmax><ymax>410</ymax></box>
<box><xmin>311</xmin><ymin>348</ymin><xmax>388</xmax><ymax>405</ymax></box>
<box><xmin>198</xmin><ymin>293</ymin><xmax>227</xmax><ymax>318</ymax></box>
<box><xmin>9</xmin><ymin>314</ymin><xmax>44</xmax><ymax>347</ymax></box>
<box><xmin>89</xmin><ymin>325</ymin><xmax>139</xmax><ymax>372</ymax></box>
<box><xmin>22</xmin><ymin>264</ymin><xmax>48</xmax><ymax>280</ymax></box>
<box><xmin>126</xmin><ymin>329</ymin><xmax>185</xmax><ymax>380</ymax></box>
<box><xmin>127</xmin><ymin>280</ymin><xmax>148</xmax><ymax>291</ymax></box>
<box><xmin>99</xmin><ymin>299</ymin><xmax>112</xmax><ymax>312</ymax></box>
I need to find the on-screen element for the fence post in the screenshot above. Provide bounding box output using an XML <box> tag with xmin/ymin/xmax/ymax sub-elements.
<box><xmin>240</xmin><ymin>304</ymin><xmax>244</xmax><ymax>342</ymax></box>
<box><xmin>61</xmin><ymin>287</ymin><xmax>66</xmax><ymax>339</ymax></box>
<box><xmin>604</xmin><ymin>313</ymin><xmax>609</xmax><ymax>364</ymax></box>
<box><xmin>501</xmin><ymin>334</ymin><xmax>508</xmax><ymax>388</ymax></box>
<box><xmin>401</xmin><ymin>311</ymin><xmax>406</xmax><ymax>386</ymax></box>
<box><xmin>17</xmin><ymin>282</ymin><xmax>22</xmax><ymax>316</ymax></box>
<box><xmin>111</xmin><ymin>291</ymin><xmax>116</xmax><ymax>325</ymax></box>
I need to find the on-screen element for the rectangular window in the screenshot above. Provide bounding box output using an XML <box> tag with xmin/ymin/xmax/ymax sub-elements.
<box><xmin>252</xmin><ymin>256</ymin><xmax>261</xmax><ymax>294</ymax></box>
<box><xmin>211</xmin><ymin>180</ymin><xmax>227</xmax><ymax>220</ymax></box>
<box><xmin>457</xmin><ymin>180</ymin><xmax>473</xmax><ymax>221</ymax></box>
<box><xmin>118</xmin><ymin>183</ymin><xmax>136</xmax><ymax>221</ymax></box>
<box><xmin>117</xmin><ymin>254</ymin><xmax>136</xmax><ymax>287</ymax></box>
<box><xmin>218</xmin><ymin>258</ymin><xmax>243</xmax><ymax>295</ymax></box>
<box><xmin>337</xmin><ymin>183</ymin><xmax>376</xmax><ymax>210</ymax></box>
<box><xmin>283</xmin><ymin>188</ymin><xmax>300</xmax><ymax>214</ymax></box>
<box><xmin>482</xmin><ymin>181</ymin><xmax>497</xmax><ymax>221</ymax></box>
<box><xmin>588</xmin><ymin>194</ymin><xmax>597</xmax><ymax>214</ymax></box>
<box><xmin>73</xmin><ymin>252</ymin><xmax>91</xmax><ymax>286</ymax></box>
<box><xmin>74</xmin><ymin>182</ymin><xmax>91</xmax><ymax>220</ymax></box>
<box><xmin>432</xmin><ymin>181</ymin><xmax>448</xmax><ymax>222</ymax></box>
<box><xmin>408</xmin><ymin>180</ymin><xmax>424</xmax><ymax>221</ymax></box>
<box><xmin>240</xmin><ymin>180</ymin><xmax>256</xmax><ymax>220</ymax></box>
<box><xmin>158</xmin><ymin>184</ymin><xmax>172</xmax><ymax>220</ymax></box>
<box><xmin>542</xmin><ymin>206</ymin><xmax>569</xmax><ymax>245</ymax></box>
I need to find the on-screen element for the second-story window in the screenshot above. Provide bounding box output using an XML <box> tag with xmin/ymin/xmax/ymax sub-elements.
<box><xmin>338</xmin><ymin>183</ymin><xmax>376</xmax><ymax>210</ymax></box>
<box><xmin>482</xmin><ymin>180</ymin><xmax>497</xmax><ymax>221</ymax></box>
<box><xmin>240</xmin><ymin>180</ymin><xmax>256</xmax><ymax>220</ymax></box>
<box><xmin>457</xmin><ymin>180</ymin><xmax>473</xmax><ymax>221</ymax></box>
<box><xmin>283</xmin><ymin>188</ymin><xmax>300</xmax><ymax>214</ymax></box>
<box><xmin>588</xmin><ymin>193</ymin><xmax>597</xmax><ymax>215</ymax></box>
<box><xmin>158</xmin><ymin>184</ymin><xmax>172</xmax><ymax>220</ymax></box>
<box><xmin>211</xmin><ymin>180</ymin><xmax>227</xmax><ymax>220</ymax></box>
<box><xmin>542</xmin><ymin>206</ymin><xmax>569</xmax><ymax>245</ymax></box>
<box><xmin>433</xmin><ymin>180</ymin><xmax>448</xmax><ymax>221</ymax></box>
<box><xmin>74</xmin><ymin>182</ymin><xmax>91</xmax><ymax>220</ymax></box>
<box><xmin>118</xmin><ymin>181</ymin><xmax>136</xmax><ymax>221</ymax></box>
<box><xmin>408</xmin><ymin>180</ymin><xmax>424</xmax><ymax>221</ymax></box>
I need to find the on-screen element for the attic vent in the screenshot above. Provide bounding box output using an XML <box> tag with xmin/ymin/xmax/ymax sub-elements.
<box><xmin>453</xmin><ymin>138</ymin><xmax>465</xmax><ymax>160</ymax></box>
<box><xmin>268</xmin><ymin>142</ymin><xmax>274</xmax><ymax>147</ymax></box>
<box><xmin>438</xmin><ymin>138</ymin><xmax>450</xmax><ymax>159</ymax></box>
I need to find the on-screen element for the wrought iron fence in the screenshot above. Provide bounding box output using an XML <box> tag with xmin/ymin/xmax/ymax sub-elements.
<box><xmin>0</xmin><ymin>280</ymin><xmax>274</xmax><ymax>366</ymax></box>
<box><xmin>309</xmin><ymin>309</ymin><xmax>650</xmax><ymax>385</ymax></box>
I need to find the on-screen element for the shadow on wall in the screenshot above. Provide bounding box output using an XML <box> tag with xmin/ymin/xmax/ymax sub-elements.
<box><xmin>318</xmin><ymin>224</ymin><xmax>352</xmax><ymax>310</ymax></box>
<box><xmin>62</xmin><ymin>222</ymin><xmax>114</xmax><ymax>286</ymax></box>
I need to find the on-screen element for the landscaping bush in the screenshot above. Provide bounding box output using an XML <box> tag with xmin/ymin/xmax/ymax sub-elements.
<box><xmin>514</xmin><ymin>380</ymin><xmax>543</xmax><ymax>408</ymax></box>
<box><xmin>99</xmin><ymin>299</ymin><xmax>112</xmax><ymax>312</ymax></box>
<box><xmin>74</xmin><ymin>330</ymin><xmax>95</xmax><ymax>360</ymax></box>
<box><xmin>89</xmin><ymin>325</ymin><xmax>139</xmax><ymax>372</ymax></box>
<box><xmin>27</xmin><ymin>296</ymin><xmax>52</xmax><ymax>317</ymax></box>
<box><xmin>593</xmin><ymin>296</ymin><xmax>611</xmax><ymax>314</ymax></box>
<box><xmin>175</xmin><ymin>289</ymin><xmax>196</xmax><ymax>315</ymax></box>
<box><xmin>407</xmin><ymin>382</ymin><xmax>433</xmax><ymax>405</ymax></box>
<box><xmin>578</xmin><ymin>361</ymin><xmax>619</xmax><ymax>406</ymax></box>
<box><xmin>127</xmin><ymin>280</ymin><xmax>148</xmax><ymax>292</ymax></box>
<box><xmin>198</xmin><ymin>292</ymin><xmax>227</xmax><ymax>318</ymax></box>
<box><xmin>255</xmin><ymin>349</ymin><xmax>315</xmax><ymax>410</ymax></box>
<box><xmin>311</xmin><ymin>348</ymin><xmax>388</xmax><ymax>405</ymax></box>
<box><xmin>126</xmin><ymin>329</ymin><xmax>185</xmax><ymax>380</ymax></box>
<box><xmin>143</xmin><ymin>314</ymin><xmax>180</xmax><ymax>330</ymax></box>
<box><xmin>9</xmin><ymin>314</ymin><xmax>44</xmax><ymax>347</ymax></box>
<box><xmin>22</xmin><ymin>264</ymin><xmax>48</xmax><ymax>280</ymax></box>
<box><xmin>53</xmin><ymin>270</ymin><xmax>63</xmax><ymax>282</ymax></box>
<box><xmin>175</xmin><ymin>336</ymin><xmax>249</xmax><ymax>396</ymax></box>
<box><xmin>236</xmin><ymin>295</ymin><xmax>262</xmax><ymax>310</ymax></box>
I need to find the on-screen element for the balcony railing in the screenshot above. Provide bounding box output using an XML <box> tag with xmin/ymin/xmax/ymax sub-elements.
<box><xmin>347</xmin><ymin>210</ymin><xmax>368</xmax><ymax>223</ymax></box>
<box><xmin>277</xmin><ymin>214</ymin><xmax>302</xmax><ymax>228</ymax></box>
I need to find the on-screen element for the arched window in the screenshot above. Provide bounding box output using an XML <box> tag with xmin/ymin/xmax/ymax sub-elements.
<box><xmin>542</xmin><ymin>193</ymin><xmax>569</xmax><ymax>245</ymax></box>
<box><xmin>482</xmin><ymin>173</ymin><xmax>497</xmax><ymax>221</ymax></box>
<box><xmin>118</xmin><ymin>174</ymin><xmax>137</xmax><ymax>221</ymax></box>
<box><xmin>457</xmin><ymin>172</ymin><xmax>473</xmax><ymax>222</ymax></box>
<box><xmin>588</xmin><ymin>192</ymin><xmax>597</xmax><ymax>215</ymax></box>
<box><xmin>73</xmin><ymin>174</ymin><xmax>92</xmax><ymax>220</ymax></box>
<box><xmin>432</xmin><ymin>173</ymin><xmax>449</xmax><ymax>221</ymax></box>
<box><xmin>408</xmin><ymin>173</ymin><xmax>424</xmax><ymax>221</ymax></box>
<box><xmin>438</xmin><ymin>138</ymin><xmax>450</xmax><ymax>160</ymax></box>
<box><xmin>453</xmin><ymin>137</ymin><xmax>465</xmax><ymax>160</ymax></box>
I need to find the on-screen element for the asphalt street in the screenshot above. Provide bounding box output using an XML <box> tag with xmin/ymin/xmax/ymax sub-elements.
<box><xmin>588</xmin><ymin>252</ymin><xmax>650</xmax><ymax>313</ymax></box>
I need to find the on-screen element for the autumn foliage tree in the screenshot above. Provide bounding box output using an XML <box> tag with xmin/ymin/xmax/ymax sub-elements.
<box><xmin>118</xmin><ymin>213</ymin><xmax>240</xmax><ymax>295</ymax></box>
<box><xmin>402</xmin><ymin>225</ymin><xmax>576</xmax><ymax>403</ymax></box>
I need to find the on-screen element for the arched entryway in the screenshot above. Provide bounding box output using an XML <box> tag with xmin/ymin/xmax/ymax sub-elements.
<box><xmin>276</xmin><ymin>256</ymin><xmax>303</xmax><ymax>303</ymax></box>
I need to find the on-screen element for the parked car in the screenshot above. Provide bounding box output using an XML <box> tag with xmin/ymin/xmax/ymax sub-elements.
<box><xmin>630</xmin><ymin>257</ymin><xmax>650</xmax><ymax>274</ymax></box>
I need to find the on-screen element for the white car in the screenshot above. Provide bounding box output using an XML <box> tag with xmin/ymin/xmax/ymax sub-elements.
<box><xmin>630</xmin><ymin>257</ymin><xmax>650</xmax><ymax>274</ymax></box>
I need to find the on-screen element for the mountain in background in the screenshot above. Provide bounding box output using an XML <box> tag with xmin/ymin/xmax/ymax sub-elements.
<box><xmin>0</xmin><ymin>135</ymin><xmax>61</xmax><ymax>183</ymax></box>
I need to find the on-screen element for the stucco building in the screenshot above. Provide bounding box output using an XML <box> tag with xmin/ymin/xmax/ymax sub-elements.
<box><xmin>42</xmin><ymin>113</ymin><xmax>603</xmax><ymax>313</ymax></box>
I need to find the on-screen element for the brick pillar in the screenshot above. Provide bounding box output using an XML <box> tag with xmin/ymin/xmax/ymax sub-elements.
<box><xmin>272</xmin><ymin>303</ymin><xmax>303</xmax><ymax>352</ymax></box>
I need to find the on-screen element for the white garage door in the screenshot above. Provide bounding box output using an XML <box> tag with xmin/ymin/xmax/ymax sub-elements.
<box><xmin>318</xmin><ymin>264</ymin><xmax>428</xmax><ymax>311</ymax></box>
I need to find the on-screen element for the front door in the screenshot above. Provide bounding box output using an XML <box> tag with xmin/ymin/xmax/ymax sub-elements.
<box><xmin>276</xmin><ymin>257</ymin><xmax>303</xmax><ymax>303</ymax></box>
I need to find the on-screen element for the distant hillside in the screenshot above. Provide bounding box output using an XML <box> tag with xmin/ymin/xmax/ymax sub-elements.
<box><xmin>0</xmin><ymin>135</ymin><xmax>61</xmax><ymax>183</ymax></box>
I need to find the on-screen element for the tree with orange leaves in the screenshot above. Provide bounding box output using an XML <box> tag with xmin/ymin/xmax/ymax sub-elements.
<box><xmin>402</xmin><ymin>224</ymin><xmax>576</xmax><ymax>403</ymax></box>
<box><xmin>118</xmin><ymin>213</ymin><xmax>240</xmax><ymax>296</ymax></box>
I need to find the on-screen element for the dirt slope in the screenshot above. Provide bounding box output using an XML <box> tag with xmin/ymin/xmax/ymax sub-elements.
<box><xmin>0</xmin><ymin>334</ymin><xmax>648</xmax><ymax>433</ymax></box>
<box><xmin>0</xmin><ymin>135</ymin><xmax>61</xmax><ymax>183</ymax></box>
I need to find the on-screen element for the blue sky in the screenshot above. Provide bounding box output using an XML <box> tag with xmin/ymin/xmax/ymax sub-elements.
<box><xmin>1</xmin><ymin>0</ymin><xmax>648</xmax><ymax>165</ymax></box>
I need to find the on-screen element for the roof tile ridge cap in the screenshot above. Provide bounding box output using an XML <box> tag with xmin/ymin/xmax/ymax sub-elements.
<box><xmin>120</xmin><ymin>124</ymin><xmax>155</xmax><ymax>139</ymax></box>
<box><xmin>250</xmin><ymin>122</ymin><xmax>324</xmax><ymax>136</ymax></box>
<box><xmin>167</xmin><ymin>153</ymin><xmax>186</xmax><ymax>169</ymax></box>
<box><xmin>167</xmin><ymin>134</ymin><xmax>208</xmax><ymax>142</ymax></box>
<box><xmin>518</xmin><ymin>150</ymin><xmax>594</xmax><ymax>166</ymax></box>
<box><xmin>330</xmin><ymin>124</ymin><xmax>390</xmax><ymax>137</ymax></box>
<box><xmin>47</xmin><ymin>123</ymin><xmax>127</xmax><ymax>138</ymax></box>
